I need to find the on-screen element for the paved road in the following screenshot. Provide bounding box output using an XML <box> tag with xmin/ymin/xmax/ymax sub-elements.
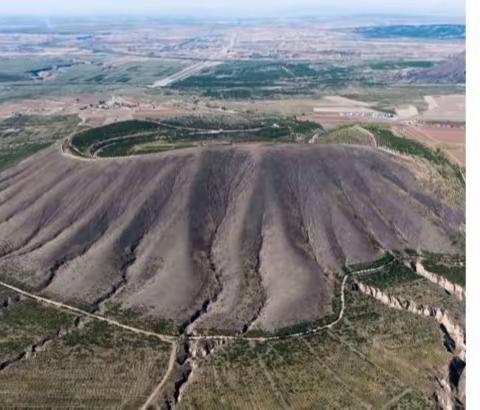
<box><xmin>150</xmin><ymin>33</ymin><xmax>236</xmax><ymax>88</ymax></box>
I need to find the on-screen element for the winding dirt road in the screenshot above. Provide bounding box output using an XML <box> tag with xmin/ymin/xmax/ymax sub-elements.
<box><xmin>0</xmin><ymin>259</ymin><xmax>395</xmax><ymax>409</ymax></box>
<box><xmin>140</xmin><ymin>341</ymin><xmax>178</xmax><ymax>410</ymax></box>
<box><xmin>0</xmin><ymin>280</ymin><xmax>176</xmax><ymax>343</ymax></box>
<box><xmin>0</xmin><ymin>258</ymin><xmax>396</xmax><ymax>343</ymax></box>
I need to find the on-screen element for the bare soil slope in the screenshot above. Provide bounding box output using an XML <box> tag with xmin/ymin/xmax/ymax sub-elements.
<box><xmin>0</xmin><ymin>144</ymin><xmax>464</xmax><ymax>333</ymax></box>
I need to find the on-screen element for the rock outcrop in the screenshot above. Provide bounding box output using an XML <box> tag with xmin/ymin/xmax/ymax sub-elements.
<box><xmin>416</xmin><ymin>261</ymin><xmax>465</xmax><ymax>301</ymax></box>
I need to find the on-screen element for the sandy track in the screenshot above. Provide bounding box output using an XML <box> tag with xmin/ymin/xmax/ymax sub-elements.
<box><xmin>140</xmin><ymin>341</ymin><xmax>178</xmax><ymax>410</ymax></box>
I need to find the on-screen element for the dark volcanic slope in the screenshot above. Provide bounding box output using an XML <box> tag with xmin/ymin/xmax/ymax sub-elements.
<box><xmin>406</xmin><ymin>51</ymin><xmax>466</xmax><ymax>84</ymax></box>
<box><xmin>0</xmin><ymin>144</ymin><xmax>464</xmax><ymax>332</ymax></box>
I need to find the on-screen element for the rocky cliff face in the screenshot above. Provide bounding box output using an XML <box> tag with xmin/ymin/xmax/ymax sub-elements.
<box><xmin>416</xmin><ymin>262</ymin><xmax>465</xmax><ymax>301</ymax></box>
<box><xmin>355</xmin><ymin>281</ymin><xmax>465</xmax><ymax>359</ymax></box>
<box><xmin>354</xmin><ymin>279</ymin><xmax>465</xmax><ymax>410</ymax></box>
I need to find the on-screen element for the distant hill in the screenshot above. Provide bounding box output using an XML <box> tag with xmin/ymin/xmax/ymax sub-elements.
<box><xmin>354</xmin><ymin>24</ymin><xmax>465</xmax><ymax>40</ymax></box>
<box><xmin>405</xmin><ymin>51</ymin><xmax>466</xmax><ymax>84</ymax></box>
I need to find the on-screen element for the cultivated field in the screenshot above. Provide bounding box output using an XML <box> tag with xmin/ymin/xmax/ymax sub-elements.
<box><xmin>393</xmin><ymin>123</ymin><xmax>465</xmax><ymax>165</ymax></box>
<box><xmin>421</xmin><ymin>95</ymin><xmax>465</xmax><ymax>122</ymax></box>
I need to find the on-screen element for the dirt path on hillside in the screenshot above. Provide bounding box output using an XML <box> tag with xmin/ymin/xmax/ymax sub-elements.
<box><xmin>0</xmin><ymin>258</ymin><xmax>420</xmax><ymax>409</ymax></box>
<box><xmin>140</xmin><ymin>341</ymin><xmax>178</xmax><ymax>410</ymax></box>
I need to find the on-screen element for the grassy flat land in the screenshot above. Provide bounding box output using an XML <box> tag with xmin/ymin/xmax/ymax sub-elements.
<box><xmin>422</xmin><ymin>253</ymin><xmax>465</xmax><ymax>287</ymax></box>
<box><xmin>179</xmin><ymin>284</ymin><xmax>448</xmax><ymax>409</ymax></box>
<box><xmin>0</xmin><ymin>322</ymin><xmax>171</xmax><ymax>408</ymax></box>
<box><xmin>0</xmin><ymin>291</ymin><xmax>75</xmax><ymax>362</ymax></box>
<box><xmin>0</xmin><ymin>297</ymin><xmax>171</xmax><ymax>409</ymax></box>
<box><xmin>356</xmin><ymin>259</ymin><xmax>419</xmax><ymax>289</ymax></box>
<box><xmin>0</xmin><ymin>57</ymin><xmax>188</xmax><ymax>102</ymax></box>
<box><xmin>0</xmin><ymin>114</ymin><xmax>82</xmax><ymax>172</ymax></box>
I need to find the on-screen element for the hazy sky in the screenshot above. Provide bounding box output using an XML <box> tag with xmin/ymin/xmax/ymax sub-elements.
<box><xmin>0</xmin><ymin>0</ymin><xmax>465</xmax><ymax>17</ymax></box>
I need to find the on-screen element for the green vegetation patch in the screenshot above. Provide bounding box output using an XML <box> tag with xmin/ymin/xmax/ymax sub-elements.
<box><xmin>422</xmin><ymin>252</ymin><xmax>465</xmax><ymax>286</ymax></box>
<box><xmin>383</xmin><ymin>275</ymin><xmax>465</xmax><ymax>328</ymax></box>
<box><xmin>390</xmin><ymin>391</ymin><xmax>430</xmax><ymax>409</ymax></box>
<box><xmin>319</xmin><ymin>124</ymin><xmax>375</xmax><ymax>146</ymax></box>
<box><xmin>0</xmin><ymin>114</ymin><xmax>82</xmax><ymax>173</ymax></box>
<box><xmin>0</xmin><ymin>299</ymin><xmax>72</xmax><ymax>331</ymax></box>
<box><xmin>0</xmin><ymin>297</ymin><xmax>76</xmax><ymax>361</ymax></box>
<box><xmin>174</xmin><ymin>61</ymin><xmax>319</xmax><ymax>89</ymax></box>
<box><xmin>104</xmin><ymin>303</ymin><xmax>179</xmax><ymax>335</ymax></box>
<box><xmin>357</xmin><ymin>259</ymin><xmax>419</xmax><ymax>289</ymax></box>
<box><xmin>0</xmin><ymin>320</ymin><xmax>171</xmax><ymax>409</ymax></box>
<box><xmin>64</xmin><ymin>320</ymin><xmax>162</xmax><ymax>349</ymax></box>
<box><xmin>368</xmin><ymin>60</ymin><xmax>435</xmax><ymax>70</ymax></box>
<box><xmin>70</xmin><ymin>116</ymin><xmax>323</xmax><ymax>157</ymax></box>
<box><xmin>366</xmin><ymin>125</ymin><xmax>440</xmax><ymax>161</ymax></box>
<box><xmin>344</xmin><ymin>252</ymin><xmax>395</xmax><ymax>273</ymax></box>
<box><xmin>365</xmin><ymin>124</ymin><xmax>466</xmax><ymax>190</ymax></box>
<box><xmin>71</xmin><ymin>120</ymin><xmax>161</xmax><ymax>154</ymax></box>
<box><xmin>0</xmin><ymin>142</ymin><xmax>51</xmax><ymax>172</ymax></box>
<box><xmin>171</xmin><ymin>60</ymin><xmax>373</xmax><ymax>98</ymax></box>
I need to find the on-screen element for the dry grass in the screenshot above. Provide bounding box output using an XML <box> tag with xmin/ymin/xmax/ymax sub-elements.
<box><xmin>0</xmin><ymin>320</ymin><xmax>171</xmax><ymax>409</ymax></box>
